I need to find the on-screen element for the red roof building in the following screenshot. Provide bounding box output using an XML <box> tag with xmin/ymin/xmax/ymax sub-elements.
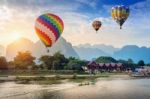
<box><xmin>87</xmin><ymin>61</ymin><xmax>124</xmax><ymax>72</ymax></box>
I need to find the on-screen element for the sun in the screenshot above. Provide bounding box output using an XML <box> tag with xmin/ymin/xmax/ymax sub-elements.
<box><xmin>12</xmin><ymin>32</ymin><xmax>21</xmax><ymax>41</ymax></box>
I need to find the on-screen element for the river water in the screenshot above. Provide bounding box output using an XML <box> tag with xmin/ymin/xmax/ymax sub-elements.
<box><xmin>0</xmin><ymin>78</ymin><xmax>150</xmax><ymax>99</ymax></box>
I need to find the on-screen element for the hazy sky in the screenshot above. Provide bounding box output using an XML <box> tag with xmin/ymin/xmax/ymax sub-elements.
<box><xmin>0</xmin><ymin>0</ymin><xmax>150</xmax><ymax>48</ymax></box>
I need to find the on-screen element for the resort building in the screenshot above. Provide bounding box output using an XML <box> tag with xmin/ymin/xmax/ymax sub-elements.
<box><xmin>87</xmin><ymin>61</ymin><xmax>125</xmax><ymax>73</ymax></box>
<box><xmin>135</xmin><ymin>66</ymin><xmax>150</xmax><ymax>76</ymax></box>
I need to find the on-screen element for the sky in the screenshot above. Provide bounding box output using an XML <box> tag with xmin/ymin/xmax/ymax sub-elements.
<box><xmin>0</xmin><ymin>0</ymin><xmax>150</xmax><ymax>48</ymax></box>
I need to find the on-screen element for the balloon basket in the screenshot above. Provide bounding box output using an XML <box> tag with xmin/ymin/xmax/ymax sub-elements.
<box><xmin>47</xmin><ymin>49</ymin><xmax>49</xmax><ymax>53</ymax></box>
<box><xmin>120</xmin><ymin>26</ymin><xmax>122</xmax><ymax>29</ymax></box>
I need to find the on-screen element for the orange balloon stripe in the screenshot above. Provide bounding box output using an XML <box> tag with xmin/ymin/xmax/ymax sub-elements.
<box><xmin>37</xmin><ymin>18</ymin><xmax>59</xmax><ymax>40</ymax></box>
<box><xmin>35</xmin><ymin>27</ymin><xmax>52</xmax><ymax>47</ymax></box>
<box><xmin>36</xmin><ymin>27</ymin><xmax>52</xmax><ymax>44</ymax></box>
<box><xmin>36</xmin><ymin>31</ymin><xmax>52</xmax><ymax>46</ymax></box>
<box><xmin>36</xmin><ymin>30</ymin><xmax>51</xmax><ymax>46</ymax></box>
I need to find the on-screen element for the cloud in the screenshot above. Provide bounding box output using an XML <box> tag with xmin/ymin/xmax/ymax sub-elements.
<box><xmin>75</xmin><ymin>0</ymin><xmax>97</xmax><ymax>8</ymax></box>
<box><xmin>0</xmin><ymin>0</ymin><xmax>150</xmax><ymax>48</ymax></box>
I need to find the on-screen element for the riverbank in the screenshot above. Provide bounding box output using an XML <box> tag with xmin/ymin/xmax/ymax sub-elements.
<box><xmin>0</xmin><ymin>73</ymin><xmax>131</xmax><ymax>84</ymax></box>
<box><xmin>0</xmin><ymin>74</ymin><xmax>108</xmax><ymax>84</ymax></box>
<box><xmin>0</xmin><ymin>72</ymin><xmax>149</xmax><ymax>85</ymax></box>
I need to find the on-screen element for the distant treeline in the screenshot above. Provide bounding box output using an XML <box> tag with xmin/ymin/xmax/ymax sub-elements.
<box><xmin>0</xmin><ymin>51</ymin><xmax>149</xmax><ymax>71</ymax></box>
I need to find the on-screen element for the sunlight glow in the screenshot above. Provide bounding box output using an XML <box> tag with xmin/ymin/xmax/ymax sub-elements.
<box><xmin>12</xmin><ymin>32</ymin><xmax>21</xmax><ymax>41</ymax></box>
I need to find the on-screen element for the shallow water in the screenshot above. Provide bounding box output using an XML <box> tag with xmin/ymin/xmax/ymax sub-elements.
<box><xmin>0</xmin><ymin>79</ymin><xmax>150</xmax><ymax>99</ymax></box>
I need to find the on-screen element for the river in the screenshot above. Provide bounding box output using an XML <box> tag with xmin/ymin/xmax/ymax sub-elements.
<box><xmin>0</xmin><ymin>78</ymin><xmax>150</xmax><ymax>99</ymax></box>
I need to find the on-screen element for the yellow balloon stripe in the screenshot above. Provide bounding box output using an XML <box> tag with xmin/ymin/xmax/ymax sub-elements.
<box><xmin>112</xmin><ymin>7</ymin><xmax>129</xmax><ymax>20</ymax></box>
<box><xmin>36</xmin><ymin>31</ymin><xmax>50</xmax><ymax>46</ymax></box>
<box><xmin>48</xmin><ymin>15</ymin><xmax>63</xmax><ymax>34</ymax></box>
<box><xmin>50</xmin><ymin>15</ymin><xmax>63</xmax><ymax>32</ymax></box>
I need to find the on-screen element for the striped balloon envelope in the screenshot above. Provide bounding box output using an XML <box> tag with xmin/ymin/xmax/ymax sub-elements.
<box><xmin>35</xmin><ymin>13</ymin><xmax>64</xmax><ymax>52</ymax></box>
<box><xmin>111</xmin><ymin>5</ymin><xmax>130</xmax><ymax>29</ymax></box>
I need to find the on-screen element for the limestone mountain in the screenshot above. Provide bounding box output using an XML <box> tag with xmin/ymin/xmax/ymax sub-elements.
<box><xmin>6</xmin><ymin>37</ymin><xmax>79</xmax><ymax>60</ymax></box>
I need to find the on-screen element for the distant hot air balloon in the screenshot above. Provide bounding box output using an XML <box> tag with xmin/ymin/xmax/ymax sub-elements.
<box><xmin>111</xmin><ymin>5</ymin><xmax>130</xmax><ymax>29</ymax></box>
<box><xmin>92</xmin><ymin>20</ymin><xmax>102</xmax><ymax>32</ymax></box>
<box><xmin>35</xmin><ymin>13</ymin><xmax>64</xmax><ymax>52</ymax></box>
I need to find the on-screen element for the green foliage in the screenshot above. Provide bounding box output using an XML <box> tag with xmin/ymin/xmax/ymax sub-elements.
<box><xmin>118</xmin><ymin>59</ymin><xmax>137</xmax><ymax>70</ymax></box>
<box><xmin>13</xmin><ymin>51</ymin><xmax>35</xmax><ymax>69</ymax></box>
<box><xmin>146</xmin><ymin>63</ymin><xmax>150</xmax><ymax>66</ymax></box>
<box><xmin>1</xmin><ymin>50</ymin><xmax>146</xmax><ymax>71</ymax></box>
<box><xmin>65</xmin><ymin>57</ymin><xmax>86</xmax><ymax>71</ymax></box>
<box><xmin>39</xmin><ymin>52</ymin><xmax>68</xmax><ymax>70</ymax></box>
<box><xmin>53</xmin><ymin>52</ymin><xmax>68</xmax><ymax>70</ymax></box>
<box><xmin>137</xmin><ymin>60</ymin><xmax>145</xmax><ymax>66</ymax></box>
<box><xmin>95</xmin><ymin>56</ymin><xmax>117</xmax><ymax>63</ymax></box>
<box><xmin>39</xmin><ymin>55</ymin><xmax>53</xmax><ymax>69</ymax></box>
<box><xmin>95</xmin><ymin>57</ymin><xmax>137</xmax><ymax>70</ymax></box>
<box><xmin>0</xmin><ymin>56</ymin><xmax>8</xmax><ymax>70</ymax></box>
<box><xmin>127</xmin><ymin>58</ymin><xmax>134</xmax><ymax>64</ymax></box>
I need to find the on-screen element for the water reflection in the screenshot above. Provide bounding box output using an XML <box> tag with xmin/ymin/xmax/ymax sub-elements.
<box><xmin>0</xmin><ymin>79</ymin><xmax>150</xmax><ymax>99</ymax></box>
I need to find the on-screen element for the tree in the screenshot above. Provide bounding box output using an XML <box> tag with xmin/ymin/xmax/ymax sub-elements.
<box><xmin>65</xmin><ymin>57</ymin><xmax>86</xmax><ymax>71</ymax></box>
<box><xmin>118</xmin><ymin>59</ymin><xmax>137</xmax><ymax>70</ymax></box>
<box><xmin>53</xmin><ymin>52</ymin><xmax>68</xmax><ymax>70</ymax></box>
<box><xmin>146</xmin><ymin>63</ymin><xmax>150</xmax><ymax>66</ymax></box>
<box><xmin>137</xmin><ymin>60</ymin><xmax>145</xmax><ymax>66</ymax></box>
<box><xmin>39</xmin><ymin>55</ymin><xmax>54</xmax><ymax>69</ymax></box>
<box><xmin>127</xmin><ymin>58</ymin><xmax>134</xmax><ymax>64</ymax></box>
<box><xmin>0</xmin><ymin>56</ymin><xmax>8</xmax><ymax>70</ymax></box>
<box><xmin>13</xmin><ymin>51</ymin><xmax>35</xmax><ymax>69</ymax></box>
<box><xmin>96</xmin><ymin>56</ymin><xmax>117</xmax><ymax>63</ymax></box>
<box><xmin>39</xmin><ymin>52</ymin><xmax>68</xmax><ymax>70</ymax></box>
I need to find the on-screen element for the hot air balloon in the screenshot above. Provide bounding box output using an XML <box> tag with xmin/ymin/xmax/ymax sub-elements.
<box><xmin>35</xmin><ymin>13</ymin><xmax>64</xmax><ymax>52</ymax></box>
<box><xmin>92</xmin><ymin>20</ymin><xmax>102</xmax><ymax>32</ymax></box>
<box><xmin>111</xmin><ymin>5</ymin><xmax>130</xmax><ymax>29</ymax></box>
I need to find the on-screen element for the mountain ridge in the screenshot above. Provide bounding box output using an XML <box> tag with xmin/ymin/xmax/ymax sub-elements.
<box><xmin>3</xmin><ymin>38</ymin><xmax>150</xmax><ymax>63</ymax></box>
<box><xmin>6</xmin><ymin>37</ymin><xmax>79</xmax><ymax>60</ymax></box>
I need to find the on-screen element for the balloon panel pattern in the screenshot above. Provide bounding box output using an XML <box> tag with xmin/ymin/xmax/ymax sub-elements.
<box><xmin>35</xmin><ymin>13</ymin><xmax>64</xmax><ymax>47</ymax></box>
<box><xmin>92</xmin><ymin>20</ymin><xmax>102</xmax><ymax>31</ymax></box>
<box><xmin>111</xmin><ymin>5</ymin><xmax>130</xmax><ymax>27</ymax></box>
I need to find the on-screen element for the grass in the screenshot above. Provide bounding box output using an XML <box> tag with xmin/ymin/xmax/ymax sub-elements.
<box><xmin>14</xmin><ymin>74</ymin><xmax>102</xmax><ymax>84</ymax></box>
<box><xmin>0</xmin><ymin>70</ymin><xmax>76</xmax><ymax>76</ymax></box>
<box><xmin>0</xmin><ymin>71</ymin><xmax>130</xmax><ymax>84</ymax></box>
<box><xmin>15</xmin><ymin>76</ymin><xmax>63</xmax><ymax>84</ymax></box>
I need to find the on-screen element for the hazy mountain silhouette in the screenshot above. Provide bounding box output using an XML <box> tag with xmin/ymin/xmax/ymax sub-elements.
<box><xmin>34</xmin><ymin>37</ymin><xmax>79</xmax><ymax>58</ymax></box>
<box><xmin>5</xmin><ymin>38</ymin><xmax>150</xmax><ymax>63</ymax></box>
<box><xmin>6</xmin><ymin>38</ymin><xmax>36</xmax><ymax>60</ymax></box>
<box><xmin>114</xmin><ymin>45</ymin><xmax>150</xmax><ymax>63</ymax></box>
<box><xmin>74</xmin><ymin>46</ymin><xmax>109</xmax><ymax>60</ymax></box>
<box><xmin>77</xmin><ymin>44</ymin><xmax>119</xmax><ymax>55</ymax></box>
<box><xmin>74</xmin><ymin>44</ymin><xmax>118</xmax><ymax>60</ymax></box>
<box><xmin>6</xmin><ymin>37</ymin><xmax>79</xmax><ymax>60</ymax></box>
<box><xmin>74</xmin><ymin>44</ymin><xmax>150</xmax><ymax>63</ymax></box>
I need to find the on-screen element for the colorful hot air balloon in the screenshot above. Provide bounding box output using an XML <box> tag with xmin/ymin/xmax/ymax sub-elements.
<box><xmin>111</xmin><ymin>5</ymin><xmax>130</xmax><ymax>29</ymax></box>
<box><xmin>35</xmin><ymin>13</ymin><xmax>64</xmax><ymax>52</ymax></box>
<box><xmin>92</xmin><ymin>20</ymin><xmax>102</xmax><ymax>32</ymax></box>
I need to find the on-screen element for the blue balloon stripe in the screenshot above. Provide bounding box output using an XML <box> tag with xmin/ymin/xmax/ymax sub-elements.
<box><xmin>39</xmin><ymin>16</ymin><xmax>59</xmax><ymax>39</ymax></box>
<box><xmin>42</xmin><ymin>15</ymin><xmax>61</xmax><ymax>35</ymax></box>
<box><xmin>39</xmin><ymin>15</ymin><xmax>60</xmax><ymax>38</ymax></box>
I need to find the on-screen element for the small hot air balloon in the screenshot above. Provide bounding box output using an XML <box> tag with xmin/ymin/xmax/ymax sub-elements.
<box><xmin>35</xmin><ymin>13</ymin><xmax>64</xmax><ymax>52</ymax></box>
<box><xmin>111</xmin><ymin>5</ymin><xmax>130</xmax><ymax>29</ymax></box>
<box><xmin>92</xmin><ymin>20</ymin><xmax>102</xmax><ymax>32</ymax></box>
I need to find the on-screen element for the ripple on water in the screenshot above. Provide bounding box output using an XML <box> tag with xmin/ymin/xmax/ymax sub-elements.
<box><xmin>0</xmin><ymin>79</ymin><xmax>150</xmax><ymax>99</ymax></box>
